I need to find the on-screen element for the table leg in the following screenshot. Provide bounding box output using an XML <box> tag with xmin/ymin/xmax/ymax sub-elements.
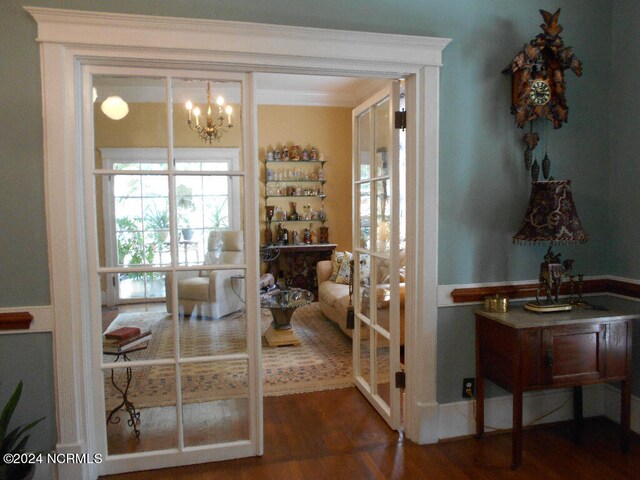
<box><xmin>475</xmin><ymin>316</ymin><xmax>484</xmax><ymax>438</ymax></box>
<box><xmin>621</xmin><ymin>378</ymin><xmax>631</xmax><ymax>452</ymax></box>
<box><xmin>509</xmin><ymin>330</ymin><xmax>525</xmax><ymax>469</ymax></box>
<box><xmin>512</xmin><ymin>382</ymin><xmax>523</xmax><ymax>469</ymax></box>
<box><xmin>476</xmin><ymin>375</ymin><xmax>485</xmax><ymax>438</ymax></box>
<box><xmin>106</xmin><ymin>355</ymin><xmax>141</xmax><ymax>438</ymax></box>
<box><xmin>264</xmin><ymin>307</ymin><xmax>301</xmax><ymax>347</ymax></box>
<box><xmin>573</xmin><ymin>386</ymin><xmax>584</xmax><ymax>444</ymax></box>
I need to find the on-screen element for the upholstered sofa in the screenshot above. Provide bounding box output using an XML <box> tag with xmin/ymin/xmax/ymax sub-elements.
<box><xmin>316</xmin><ymin>257</ymin><xmax>405</xmax><ymax>342</ymax></box>
<box><xmin>166</xmin><ymin>230</ymin><xmax>244</xmax><ymax>319</ymax></box>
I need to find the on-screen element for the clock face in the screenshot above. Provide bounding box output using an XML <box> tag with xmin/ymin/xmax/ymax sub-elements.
<box><xmin>529</xmin><ymin>79</ymin><xmax>551</xmax><ymax>106</ymax></box>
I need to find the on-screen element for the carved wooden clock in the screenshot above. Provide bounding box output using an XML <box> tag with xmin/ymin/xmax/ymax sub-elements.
<box><xmin>505</xmin><ymin>9</ymin><xmax>583</xmax><ymax>180</ymax></box>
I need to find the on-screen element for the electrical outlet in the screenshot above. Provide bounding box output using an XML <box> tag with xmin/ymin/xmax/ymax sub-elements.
<box><xmin>462</xmin><ymin>377</ymin><xmax>475</xmax><ymax>398</ymax></box>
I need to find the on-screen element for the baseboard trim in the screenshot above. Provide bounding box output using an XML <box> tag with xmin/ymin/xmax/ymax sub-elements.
<box><xmin>438</xmin><ymin>385</ymin><xmax>605</xmax><ymax>440</ymax></box>
<box><xmin>414</xmin><ymin>401</ymin><xmax>439</xmax><ymax>444</ymax></box>
<box><xmin>55</xmin><ymin>442</ymin><xmax>91</xmax><ymax>480</ymax></box>
<box><xmin>33</xmin><ymin>453</ymin><xmax>54</xmax><ymax>480</ymax></box>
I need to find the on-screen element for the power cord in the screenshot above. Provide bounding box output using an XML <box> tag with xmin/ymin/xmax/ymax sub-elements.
<box><xmin>462</xmin><ymin>391</ymin><xmax>573</xmax><ymax>432</ymax></box>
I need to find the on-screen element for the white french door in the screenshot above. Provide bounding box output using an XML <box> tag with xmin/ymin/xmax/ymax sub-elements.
<box><xmin>352</xmin><ymin>83</ymin><xmax>403</xmax><ymax>429</ymax></box>
<box><xmin>84</xmin><ymin>66</ymin><xmax>261</xmax><ymax>475</ymax></box>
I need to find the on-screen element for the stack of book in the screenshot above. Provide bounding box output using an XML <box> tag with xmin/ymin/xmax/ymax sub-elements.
<box><xmin>103</xmin><ymin>326</ymin><xmax>151</xmax><ymax>354</ymax></box>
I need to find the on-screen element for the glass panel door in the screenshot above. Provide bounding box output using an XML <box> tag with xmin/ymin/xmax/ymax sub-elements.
<box><xmin>352</xmin><ymin>82</ymin><xmax>402</xmax><ymax>429</ymax></box>
<box><xmin>89</xmin><ymin>70</ymin><xmax>260</xmax><ymax>475</ymax></box>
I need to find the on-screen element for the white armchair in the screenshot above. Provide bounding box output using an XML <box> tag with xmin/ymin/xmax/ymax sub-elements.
<box><xmin>166</xmin><ymin>230</ymin><xmax>244</xmax><ymax>319</ymax></box>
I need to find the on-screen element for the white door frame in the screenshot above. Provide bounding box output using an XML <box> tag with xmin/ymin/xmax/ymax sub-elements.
<box><xmin>27</xmin><ymin>7</ymin><xmax>449</xmax><ymax>479</ymax></box>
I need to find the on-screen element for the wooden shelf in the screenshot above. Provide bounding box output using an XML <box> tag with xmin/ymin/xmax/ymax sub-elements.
<box><xmin>265</xmin><ymin>160</ymin><xmax>326</xmax><ymax>164</ymax></box>
<box><xmin>267</xmin><ymin>219</ymin><xmax>327</xmax><ymax>224</ymax></box>
<box><xmin>266</xmin><ymin>179</ymin><xmax>326</xmax><ymax>184</ymax></box>
<box><xmin>261</xmin><ymin>243</ymin><xmax>337</xmax><ymax>252</ymax></box>
<box><xmin>266</xmin><ymin>195</ymin><xmax>326</xmax><ymax>199</ymax></box>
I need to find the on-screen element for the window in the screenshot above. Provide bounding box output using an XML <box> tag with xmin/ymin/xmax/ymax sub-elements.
<box><xmin>100</xmin><ymin>147</ymin><xmax>240</xmax><ymax>302</ymax></box>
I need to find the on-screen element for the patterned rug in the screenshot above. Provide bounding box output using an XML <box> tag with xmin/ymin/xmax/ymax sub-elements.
<box><xmin>103</xmin><ymin>303</ymin><xmax>361</xmax><ymax>409</ymax></box>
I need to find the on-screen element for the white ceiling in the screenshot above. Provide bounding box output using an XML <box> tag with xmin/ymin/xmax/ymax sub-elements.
<box><xmin>93</xmin><ymin>73</ymin><xmax>388</xmax><ymax>107</ymax></box>
<box><xmin>253</xmin><ymin>73</ymin><xmax>387</xmax><ymax>107</ymax></box>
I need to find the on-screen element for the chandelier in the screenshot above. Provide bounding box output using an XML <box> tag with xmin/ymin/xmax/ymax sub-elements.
<box><xmin>185</xmin><ymin>82</ymin><xmax>233</xmax><ymax>143</ymax></box>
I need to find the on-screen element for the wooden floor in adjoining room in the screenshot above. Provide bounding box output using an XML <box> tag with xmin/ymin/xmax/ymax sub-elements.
<box><xmin>102</xmin><ymin>387</ymin><xmax>639</xmax><ymax>480</ymax></box>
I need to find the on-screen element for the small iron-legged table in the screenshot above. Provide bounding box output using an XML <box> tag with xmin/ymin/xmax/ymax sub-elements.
<box><xmin>104</xmin><ymin>342</ymin><xmax>150</xmax><ymax>438</ymax></box>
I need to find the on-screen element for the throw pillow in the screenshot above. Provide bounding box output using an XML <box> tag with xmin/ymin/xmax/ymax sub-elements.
<box><xmin>329</xmin><ymin>251</ymin><xmax>349</xmax><ymax>282</ymax></box>
<box><xmin>359</xmin><ymin>256</ymin><xmax>370</xmax><ymax>286</ymax></box>
<box><xmin>335</xmin><ymin>252</ymin><xmax>353</xmax><ymax>285</ymax></box>
<box><xmin>200</xmin><ymin>251</ymin><xmax>220</xmax><ymax>277</ymax></box>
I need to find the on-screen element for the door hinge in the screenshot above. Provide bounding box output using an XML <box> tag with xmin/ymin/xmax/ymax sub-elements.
<box><xmin>394</xmin><ymin>109</ymin><xmax>406</xmax><ymax>131</ymax></box>
<box><xmin>112</xmin><ymin>276</ymin><xmax>116</xmax><ymax>287</ymax></box>
<box><xmin>395</xmin><ymin>371</ymin><xmax>406</xmax><ymax>389</ymax></box>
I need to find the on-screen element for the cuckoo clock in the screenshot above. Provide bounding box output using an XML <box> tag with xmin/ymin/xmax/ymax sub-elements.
<box><xmin>505</xmin><ymin>9</ymin><xmax>583</xmax><ymax>181</ymax></box>
<box><xmin>506</xmin><ymin>9</ymin><xmax>582</xmax><ymax>129</ymax></box>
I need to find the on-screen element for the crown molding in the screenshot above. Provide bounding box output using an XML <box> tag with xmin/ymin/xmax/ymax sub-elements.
<box><xmin>25</xmin><ymin>7</ymin><xmax>450</xmax><ymax>73</ymax></box>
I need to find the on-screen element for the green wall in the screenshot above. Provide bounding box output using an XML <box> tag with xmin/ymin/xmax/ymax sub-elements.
<box><xmin>0</xmin><ymin>0</ymin><xmax>621</xmax><ymax>305</ymax></box>
<box><xmin>0</xmin><ymin>334</ymin><xmax>56</xmax><ymax>453</ymax></box>
<box><xmin>0</xmin><ymin>0</ymin><xmax>637</xmax><ymax>446</ymax></box>
<box><xmin>609</xmin><ymin>0</ymin><xmax>640</xmax><ymax>278</ymax></box>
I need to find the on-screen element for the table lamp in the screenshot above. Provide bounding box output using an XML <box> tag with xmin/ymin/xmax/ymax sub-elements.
<box><xmin>513</xmin><ymin>180</ymin><xmax>588</xmax><ymax>312</ymax></box>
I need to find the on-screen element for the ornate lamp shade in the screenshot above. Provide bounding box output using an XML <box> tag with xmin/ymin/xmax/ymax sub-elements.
<box><xmin>513</xmin><ymin>180</ymin><xmax>588</xmax><ymax>245</ymax></box>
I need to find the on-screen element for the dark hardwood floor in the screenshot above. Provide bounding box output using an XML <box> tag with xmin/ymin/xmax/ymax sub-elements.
<box><xmin>103</xmin><ymin>387</ymin><xmax>640</xmax><ymax>479</ymax></box>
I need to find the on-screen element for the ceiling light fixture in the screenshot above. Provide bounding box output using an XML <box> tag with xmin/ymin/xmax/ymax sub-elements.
<box><xmin>101</xmin><ymin>95</ymin><xmax>129</xmax><ymax>120</ymax></box>
<box><xmin>185</xmin><ymin>82</ymin><xmax>233</xmax><ymax>143</ymax></box>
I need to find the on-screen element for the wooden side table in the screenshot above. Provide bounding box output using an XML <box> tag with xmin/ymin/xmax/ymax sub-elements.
<box><xmin>475</xmin><ymin>306</ymin><xmax>635</xmax><ymax>468</ymax></box>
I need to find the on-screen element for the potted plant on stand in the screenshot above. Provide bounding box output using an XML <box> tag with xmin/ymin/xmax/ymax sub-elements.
<box><xmin>0</xmin><ymin>381</ymin><xmax>44</xmax><ymax>480</ymax></box>
<box><xmin>177</xmin><ymin>184</ymin><xmax>195</xmax><ymax>241</ymax></box>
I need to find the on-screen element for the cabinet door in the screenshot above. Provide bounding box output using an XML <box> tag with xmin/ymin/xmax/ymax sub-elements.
<box><xmin>542</xmin><ymin>323</ymin><xmax>605</xmax><ymax>385</ymax></box>
<box><xmin>603</xmin><ymin>321</ymin><xmax>630</xmax><ymax>378</ymax></box>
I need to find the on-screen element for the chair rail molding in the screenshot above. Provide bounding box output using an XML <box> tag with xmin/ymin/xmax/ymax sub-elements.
<box><xmin>27</xmin><ymin>7</ymin><xmax>450</xmax><ymax>478</ymax></box>
<box><xmin>0</xmin><ymin>306</ymin><xmax>52</xmax><ymax>333</ymax></box>
<box><xmin>438</xmin><ymin>275</ymin><xmax>640</xmax><ymax>307</ymax></box>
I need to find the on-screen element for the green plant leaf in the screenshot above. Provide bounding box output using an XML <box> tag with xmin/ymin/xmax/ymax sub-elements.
<box><xmin>0</xmin><ymin>381</ymin><xmax>22</xmax><ymax>442</ymax></box>
<box><xmin>1</xmin><ymin>426</ymin><xmax>21</xmax><ymax>455</ymax></box>
<box><xmin>0</xmin><ymin>381</ymin><xmax>44</xmax><ymax>467</ymax></box>
<box><xmin>1</xmin><ymin>417</ymin><xmax>44</xmax><ymax>455</ymax></box>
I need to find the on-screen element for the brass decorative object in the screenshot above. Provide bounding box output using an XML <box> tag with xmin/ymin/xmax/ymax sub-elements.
<box><xmin>483</xmin><ymin>295</ymin><xmax>509</xmax><ymax>313</ymax></box>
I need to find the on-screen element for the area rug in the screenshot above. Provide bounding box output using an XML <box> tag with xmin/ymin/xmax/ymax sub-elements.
<box><xmin>103</xmin><ymin>303</ymin><xmax>377</xmax><ymax>410</ymax></box>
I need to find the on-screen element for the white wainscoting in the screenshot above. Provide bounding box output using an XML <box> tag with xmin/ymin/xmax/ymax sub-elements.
<box><xmin>438</xmin><ymin>385</ymin><xmax>606</xmax><ymax>440</ymax></box>
<box><xmin>604</xmin><ymin>385</ymin><xmax>640</xmax><ymax>435</ymax></box>
<box><xmin>438</xmin><ymin>380</ymin><xmax>640</xmax><ymax>440</ymax></box>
